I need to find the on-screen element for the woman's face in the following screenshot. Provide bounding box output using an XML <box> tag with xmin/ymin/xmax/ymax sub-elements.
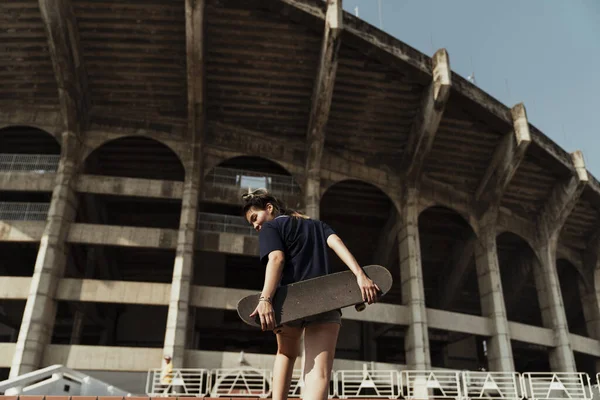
<box><xmin>245</xmin><ymin>204</ymin><xmax>275</xmax><ymax>232</ymax></box>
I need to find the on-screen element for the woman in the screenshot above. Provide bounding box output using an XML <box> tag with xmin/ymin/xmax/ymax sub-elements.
<box><xmin>242</xmin><ymin>189</ymin><xmax>380</xmax><ymax>400</ymax></box>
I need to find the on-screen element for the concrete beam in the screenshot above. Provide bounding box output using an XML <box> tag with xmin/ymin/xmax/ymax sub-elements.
<box><xmin>402</xmin><ymin>49</ymin><xmax>451</xmax><ymax>184</ymax></box>
<box><xmin>76</xmin><ymin>175</ymin><xmax>184</xmax><ymax>200</ymax></box>
<box><xmin>537</xmin><ymin>151</ymin><xmax>588</xmax><ymax>241</ymax></box>
<box><xmin>0</xmin><ymin>277</ymin><xmax>32</xmax><ymax>300</ymax></box>
<box><xmin>196</xmin><ymin>231</ymin><xmax>259</xmax><ymax>256</ymax></box>
<box><xmin>475</xmin><ymin>103</ymin><xmax>531</xmax><ymax>213</ymax></box>
<box><xmin>304</xmin><ymin>0</ymin><xmax>342</xmax><ymax>219</ymax></box>
<box><xmin>0</xmin><ymin>108</ymin><xmax>63</xmax><ymax>136</ymax></box>
<box><xmin>56</xmin><ymin>279</ymin><xmax>171</xmax><ymax>306</ymax></box>
<box><xmin>39</xmin><ymin>0</ymin><xmax>89</xmax><ymax>132</ymax></box>
<box><xmin>185</xmin><ymin>0</ymin><xmax>205</xmax><ymax>142</ymax></box>
<box><xmin>0</xmin><ymin>221</ymin><xmax>45</xmax><ymax>242</ymax></box>
<box><xmin>0</xmin><ymin>172</ymin><xmax>57</xmax><ymax>192</ymax></box>
<box><xmin>67</xmin><ymin>223</ymin><xmax>179</xmax><ymax>249</ymax></box>
<box><xmin>438</xmin><ymin>234</ymin><xmax>477</xmax><ymax>310</ymax></box>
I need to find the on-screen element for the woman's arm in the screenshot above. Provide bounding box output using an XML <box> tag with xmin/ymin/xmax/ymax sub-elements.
<box><xmin>250</xmin><ymin>250</ymin><xmax>285</xmax><ymax>331</ymax></box>
<box><xmin>260</xmin><ymin>250</ymin><xmax>285</xmax><ymax>299</ymax></box>
<box><xmin>327</xmin><ymin>234</ymin><xmax>365</xmax><ymax>277</ymax></box>
<box><xmin>327</xmin><ymin>234</ymin><xmax>380</xmax><ymax>304</ymax></box>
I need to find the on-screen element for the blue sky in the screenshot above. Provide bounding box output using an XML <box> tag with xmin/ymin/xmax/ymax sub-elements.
<box><xmin>342</xmin><ymin>0</ymin><xmax>600</xmax><ymax>177</ymax></box>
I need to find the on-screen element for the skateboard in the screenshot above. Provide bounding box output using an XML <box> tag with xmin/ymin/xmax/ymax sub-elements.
<box><xmin>236</xmin><ymin>265</ymin><xmax>393</xmax><ymax>330</ymax></box>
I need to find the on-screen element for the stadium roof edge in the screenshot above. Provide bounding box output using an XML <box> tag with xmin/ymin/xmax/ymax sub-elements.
<box><xmin>269</xmin><ymin>0</ymin><xmax>578</xmax><ymax>177</ymax></box>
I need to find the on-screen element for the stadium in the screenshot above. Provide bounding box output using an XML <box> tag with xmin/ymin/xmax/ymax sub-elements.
<box><xmin>1</xmin><ymin>0</ymin><xmax>600</xmax><ymax>397</ymax></box>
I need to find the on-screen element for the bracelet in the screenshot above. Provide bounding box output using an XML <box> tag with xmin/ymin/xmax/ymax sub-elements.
<box><xmin>259</xmin><ymin>296</ymin><xmax>272</xmax><ymax>304</ymax></box>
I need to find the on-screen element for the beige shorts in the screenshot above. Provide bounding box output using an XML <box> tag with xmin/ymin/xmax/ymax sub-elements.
<box><xmin>285</xmin><ymin>309</ymin><xmax>342</xmax><ymax>328</ymax></box>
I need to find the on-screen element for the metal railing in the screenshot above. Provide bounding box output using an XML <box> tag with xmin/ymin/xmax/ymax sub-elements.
<box><xmin>146</xmin><ymin>368</ymin><xmax>211</xmax><ymax>397</ymax></box>
<box><xmin>402</xmin><ymin>370</ymin><xmax>462</xmax><ymax>400</ymax></box>
<box><xmin>206</xmin><ymin>166</ymin><xmax>301</xmax><ymax>196</ymax></box>
<box><xmin>522</xmin><ymin>372</ymin><xmax>593</xmax><ymax>400</ymax></box>
<box><xmin>337</xmin><ymin>368</ymin><xmax>400</xmax><ymax>399</ymax></box>
<box><xmin>142</xmin><ymin>368</ymin><xmax>600</xmax><ymax>399</ymax></box>
<box><xmin>462</xmin><ymin>371</ymin><xmax>522</xmax><ymax>400</ymax></box>
<box><xmin>0</xmin><ymin>202</ymin><xmax>49</xmax><ymax>221</ymax></box>
<box><xmin>197</xmin><ymin>212</ymin><xmax>257</xmax><ymax>236</ymax></box>
<box><xmin>210</xmin><ymin>368</ymin><xmax>271</xmax><ymax>398</ymax></box>
<box><xmin>0</xmin><ymin>154</ymin><xmax>60</xmax><ymax>172</ymax></box>
<box><xmin>288</xmin><ymin>370</ymin><xmax>336</xmax><ymax>398</ymax></box>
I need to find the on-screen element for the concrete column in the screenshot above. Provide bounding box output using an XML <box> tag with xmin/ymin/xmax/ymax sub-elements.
<box><xmin>473</xmin><ymin>212</ymin><xmax>514</xmax><ymax>371</ymax></box>
<box><xmin>163</xmin><ymin>149</ymin><xmax>202</xmax><ymax>368</ymax></box>
<box><xmin>10</xmin><ymin>131</ymin><xmax>81</xmax><ymax>377</ymax></box>
<box><xmin>533</xmin><ymin>237</ymin><xmax>576</xmax><ymax>372</ymax></box>
<box><xmin>398</xmin><ymin>188</ymin><xmax>430</xmax><ymax>368</ymax></box>
<box><xmin>305</xmin><ymin>176</ymin><xmax>320</xmax><ymax>219</ymax></box>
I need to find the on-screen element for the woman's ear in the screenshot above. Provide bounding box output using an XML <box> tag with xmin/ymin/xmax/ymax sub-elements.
<box><xmin>266</xmin><ymin>203</ymin><xmax>274</xmax><ymax>215</ymax></box>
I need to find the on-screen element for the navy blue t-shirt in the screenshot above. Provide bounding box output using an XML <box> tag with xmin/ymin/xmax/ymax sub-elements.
<box><xmin>258</xmin><ymin>215</ymin><xmax>336</xmax><ymax>285</ymax></box>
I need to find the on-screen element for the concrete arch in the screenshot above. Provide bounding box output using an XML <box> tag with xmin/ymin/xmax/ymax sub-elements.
<box><xmin>495</xmin><ymin>227</ymin><xmax>537</xmax><ymax>254</ymax></box>
<box><xmin>418</xmin><ymin>203</ymin><xmax>479</xmax><ymax>237</ymax></box>
<box><xmin>83</xmin><ymin>135</ymin><xmax>186</xmax><ymax>181</ymax></box>
<box><xmin>557</xmin><ymin>257</ymin><xmax>591</xmax><ymax>295</ymax></box>
<box><xmin>82</xmin><ymin>132</ymin><xmax>186</xmax><ymax>167</ymax></box>
<box><xmin>0</xmin><ymin>125</ymin><xmax>61</xmax><ymax>153</ymax></box>
<box><xmin>321</xmin><ymin>176</ymin><xmax>401</xmax><ymax>211</ymax></box>
<box><xmin>202</xmin><ymin>155</ymin><xmax>304</xmax><ymax>210</ymax></box>
<box><xmin>0</xmin><ymin>121</ymin><xmax>62</xmax><ymax>142</ymax></box>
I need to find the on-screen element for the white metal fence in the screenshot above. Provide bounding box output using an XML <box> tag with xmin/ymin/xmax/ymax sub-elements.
<box><xmin>402</xmin><ymin>370</ymin><xmax>462</xmax><ymax>400</ymax></box>
<box><xmin>337</xmin><ymin>369</ymin><xmax>400</xmax><ymax>399</ymax></box>
<box><xmin>0</xmin><ymin>154</ymin><xmax>59</xmax><ymax>172</ymax></box>
<box><xmin>146</xmin><ymin>368</ymin><xmax>211</xmax><ymax>397</ymax></box>
<box><xmin>144</xmin><ymin>369</ymin><xmax>600</xmax><ymax>399</ymax></box>
<box><xmin>462</xmin><ymin>371</ymin><xmax>522</xmax><ymax>400</ymax></box>
<box><xmin>206</xmin><ymin>166</ymin><xmax>300</xmax><ymax>196</ymax></box>
<box><xmin>210</xmin><ymin>368</ymin><xmax>271</xmax><ymax>398</ymax></box>
<box><xmin>522</xmin><ymin>372</ymin><xmax>593</xmax><ymax>400</ymax></box>
<box><xmin>0</xmin><ymin>202</ymin><xmax>49</xmax><ymax>221</ymax></box>
<box><xmin>197</xmin><ymin>212</ymin><xmax>257</xmax><ymax>236</ymax></box>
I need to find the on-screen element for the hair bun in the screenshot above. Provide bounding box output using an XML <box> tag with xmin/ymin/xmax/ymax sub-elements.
<box><xmin>241</xmin><ymin>188</ymin><xmax>269</xmax><ymax>202</ymax></box>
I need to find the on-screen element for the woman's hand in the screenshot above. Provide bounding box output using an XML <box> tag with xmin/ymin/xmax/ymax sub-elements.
<box><xmin>357</xmin><ymin>274</ymin><xmax>381</xmax><ymax>304</ymax></box>
<box><xmin>250</xmin><ymin>299</ymin><xmax>276</xmax><ymax>331</ymax></box>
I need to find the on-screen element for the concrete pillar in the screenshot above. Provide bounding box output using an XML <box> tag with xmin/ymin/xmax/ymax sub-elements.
<box><xmin>398</xmin><ymin>188</ymin><xmax>430</xmax><ymax>368</ymax></box>
<box><xmin>305</xmin><ymin>176</ymin><xmax>320</xmax><ymax>219</ymax></box>
<box><xmin>473</xmin><ymin>213</ymin><xmax>514</xmax><ymax>371</ymax></box>
<box><xmin>533</xmin><ymin>238</ymin><xmax>576</xmax><ymax>372</ymax></box>
<box><xmin>163</xmin><ymin>149</ymin><xmax>202</xmax><ymax>368</ymax></box>
<box><xmin>10</xmin><ymin>131</ymin><xmax>81</xmax><ymax>377</ymax></box>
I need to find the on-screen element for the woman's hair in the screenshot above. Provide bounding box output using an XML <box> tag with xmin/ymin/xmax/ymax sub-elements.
<box><xmin>242</xmin><ymin>188</ymin><xmax>308</xmax><ymax>219</ymax></box>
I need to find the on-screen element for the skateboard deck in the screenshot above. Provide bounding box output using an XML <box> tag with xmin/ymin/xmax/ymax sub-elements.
<box><xmin>236</xmin><ymin>265</ymin><xmax>393</xmax><ymax>329</ymax></box>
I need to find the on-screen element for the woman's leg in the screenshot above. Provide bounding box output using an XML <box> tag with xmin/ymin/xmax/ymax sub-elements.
<box><xmin>272</xmin><ymin>324</ymin><xmax>303</xmax><ymax>400</ymax></box>
<box><xmin>302</xmin><ymin>322</ymin><xmax>340</xmax><ymax>400</ymax></box>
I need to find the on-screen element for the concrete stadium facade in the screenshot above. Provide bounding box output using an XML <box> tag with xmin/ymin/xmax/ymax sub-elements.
<box><xmin>1</xmin><ymin>0</ymin><xmax>600</xmax><ymax>392</ymax></box>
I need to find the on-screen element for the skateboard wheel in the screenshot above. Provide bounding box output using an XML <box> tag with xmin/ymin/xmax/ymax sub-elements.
<box><xmin>355</xmin><ymin>303</ymin><xmax>366</xmax><ymax>312</ymax></box>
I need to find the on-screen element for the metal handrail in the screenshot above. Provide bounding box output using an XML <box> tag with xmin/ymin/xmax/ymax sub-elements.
<box><xmin>522</xmin><ymin>372</ymin><xmax>593</xmax><ymax>400</ymax></box>
<box><xmin>206</xmin><ymin>166</ymin><xmax>300</xmax><ymax>195</ymax></box>
<box><xmin>0</xmin><ymin>202</ymin><xmax>49</xmax><ymax>221</ymax></box>
<box><xmin>146</xmin><ymin>368</ymin><xmax>211</xmax><ymax>397</ymax></box>
<box><xmin>210</xmin><ymin>368</ymin><xmax>271</xmax><ymax>398</ymax></box>
<box><xmin>401</xmin><ymin>370</ymin><xmax>462</xmax><ymax>400</ymax></box>
<box><xmin>197</xmin><ymin>212</ymin><xmax>257</xmax><ymax>236</ymax></box>
<box><xmin>0</xmin><ymin>154</ymin><xmax>59</xmax><ymax>172</ymax></box>
<box><xmin>337</xmin><ymin>368</ymin><xmax>400</xmax><ymax>399</ymax></box>
<box><xmin>462</xmin><ymin>371</ymin><xmax>523</xmax><ymax>400</ymax></box>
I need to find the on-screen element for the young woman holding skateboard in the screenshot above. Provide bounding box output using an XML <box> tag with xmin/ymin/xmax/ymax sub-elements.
<box><xmin>242</xmin><ymin>188</ymin><xmax>379</xmax><ymax>400</ymax></box>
